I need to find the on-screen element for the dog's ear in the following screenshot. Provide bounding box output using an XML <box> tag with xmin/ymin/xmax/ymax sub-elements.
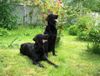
<box><xmin>33</xmin><ymin>34</ymin><xmax>43</xmax><ymax>42</ymax></box>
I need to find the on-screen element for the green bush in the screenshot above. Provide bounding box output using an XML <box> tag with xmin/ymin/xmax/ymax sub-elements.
<box><xmin>88</xmin><ymin>26</ymin><xmax>100</xmax><ymax>42</ymax></box>
<box><xmin>87</xmin><ymin>43</ymin><xmax>100</xmax><ymax>54</ymax></box>
<box><xmin>76</xmin><ymin>15</ymin><xmax>94</xmax><ymax>40</ymax></box>
<box><xmin>68</xmin><ymin>15</ymin><xmax>94</xmax><ymax>40</ymax></box>
<box><xmin>87</xmin><ymin>25</ymin><xmax>100</xmax><ymax>54</ymax></box>
<box><xmin>68</xmin><ymin>25</ymin><xmax>78</xmax><ymax>35</ymax></box>
<box><xmin>77</xmin><ymin>31</ymin><xmax>89</xmax><ymax>40</ymax></box>
<box><xmin>0</xmin><ymin>1</ymin><xmax>17</xmax><ymax>30</ymax></box>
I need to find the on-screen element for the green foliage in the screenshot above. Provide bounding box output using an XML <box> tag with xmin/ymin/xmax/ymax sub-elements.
<box><xmin>67</xmin><ymin>15</ymin><xmax>100</xmax><ymax>54</ymax></box>
<box><xmin>77</xmin><ymin>31</ymin><xmax>89</xmax><ymax>40</ymax></box>
<box><xmin>0</xmin><ymin>1</ymin><xmax>17</xmax><ymax>30</ymax></box>
<box><xmin>0</xmin><ymin>28</ymin><xmax>10</xmax><ymax>36</ymax></box>
<box><xmin>76</xmin><ymin>15</ymin><xmax>94</xmax><ymax>40</ymax></box>
<box><xmin>68</xmin><ymin>25</ymin><xmax>78</xmax><ymax>35</ymax></box>
<box><xmin>68</xmin><ymin>15</ymin><xmax>94</xmax><ymax>40</ymax></box>
<box><xmin>76</xmin><ymin>15</ymin><xmax>94</xmax><ymax>31</ymax></box>
<box><xmin>64</xmin><ymin>0</ymin><xmax>100</xmax><ymax>12</ymax></box>
<box><xmin>88</xmin><ymin>26</ymin><xmax>100</xmax><ymax>42</ymax></box>
<box><xmin>83</xmin><ymin>0</ymin><xmax>100</xmax><ymax>12</ymax></box>
<box><xmin>87</xmin><ymin>25</ymin><xmax>100</xmax><ymax>54</ymax></box>
<box><xmin>63</xmin><ymin>0</ymin><xmax>100</xmax><ymax>46</ymax></box>
<box><xmin>87</xmin><ymin>43</ymin><xmax>100</xmax><ymax>54</ymax></box>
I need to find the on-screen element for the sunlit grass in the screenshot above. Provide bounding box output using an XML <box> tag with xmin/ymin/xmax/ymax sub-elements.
<box><xmin>0</xmin><ymin>26</ymin><xmax>43</xmax><ymax>48</ymax></box>
<box><xmin>0</xmin><ymin>26</ymin><xmax>100</xmax><ymax>76</ymax></box>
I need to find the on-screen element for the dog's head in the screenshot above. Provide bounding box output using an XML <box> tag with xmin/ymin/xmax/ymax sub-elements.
<box><xmin>46</xmin><ymin>14</ymin><xmax>58</xmax><ymax>24</ymax></box>
<box><xmin>33</xmin><ymin>34</ymin><xmax>48</xmax><ymax>44</ymax></box>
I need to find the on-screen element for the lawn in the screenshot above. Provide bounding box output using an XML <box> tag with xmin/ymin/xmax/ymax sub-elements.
<box><xmin>0</xmin><ymin>26</ymin><xmax>100</xmax><ymax>76</ymax></box>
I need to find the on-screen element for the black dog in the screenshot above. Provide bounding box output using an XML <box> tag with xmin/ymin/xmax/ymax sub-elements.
<box><xmin>44</xmin><ymin>14</ymin><xmax>58</xmax><ymax>56</ymax></box>
<box><xmin>20</xmin><ymin>34</ymin><xmax>58</xmax><ymax>68</ymax></box>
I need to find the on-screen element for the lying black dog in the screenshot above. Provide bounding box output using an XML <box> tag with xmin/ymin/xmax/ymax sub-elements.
<box><xmin>20</xmin><ymin>34</ymin><xmax>58</xmax><ymax>68</ymax></box>
<box><xmin>44</xmin><ymin>14</ymin><xmax>58</xmax><ymax>56</ymax></box>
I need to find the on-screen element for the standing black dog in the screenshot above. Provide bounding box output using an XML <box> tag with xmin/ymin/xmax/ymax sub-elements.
<box><xmin>20</xmin><ymin>34</ymin><xmax>58</xmax><ymax>68</ymax></box>
<box><xmin>44</xmin><ymin>14</ymin><xmax>58</xmax><ymax>56</ymax></box>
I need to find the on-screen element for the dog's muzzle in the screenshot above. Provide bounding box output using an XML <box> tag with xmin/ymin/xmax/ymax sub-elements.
<box><xmin>43</xmin><ymin>40</ymin><xmax>48</xmax><ymax>43</ymax></box>
<box><xmin>55</xmin><ymin>19</ymin><xmax>58</xmax><ymax>22</ymax></box>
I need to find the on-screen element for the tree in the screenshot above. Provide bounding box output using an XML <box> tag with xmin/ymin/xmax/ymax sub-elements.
<box><xmin>0</xmin><ymin>0</ymin><xmax>17</xmax><ymax>30</ymax></box>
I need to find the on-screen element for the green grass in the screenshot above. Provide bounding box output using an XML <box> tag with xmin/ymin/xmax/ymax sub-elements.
<box><xmin>0</xmin><ymin>26</ymin><xmax>100</xmax><ymax>76</ymax></box>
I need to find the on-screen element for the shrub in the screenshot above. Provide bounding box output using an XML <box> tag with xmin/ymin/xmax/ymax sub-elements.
<box><xmin>77</xmin><ymin>31</ymin><xmax>89</xmax><ymax>40</ymax></box>
<box><xmin>68</xmin><ymin>25</ymin><xmax>78</xmax><ymax>35</ymax></box>
<box><xmin>87</xmin><ymin>43</ymin><xmax>100</xmax><ymax>54</ymax></box>
<box><xmin>88</xmin><ymin>26</ymin><xmax>100</xmax><ymax>42</ymax></box>
<box><xmin>87</xmin><ymin>25</ymin><xmax>100</xmax><ymax>54</ymax></box>
<box><xmin>0</xmin><ymin>1</ymin><xmax>17</xmax><ymax>30</ymax></box>
<box><xmin>76</xmin><ymin>15</ymin><xmax>94</xmax><ymax>40</ymax></box>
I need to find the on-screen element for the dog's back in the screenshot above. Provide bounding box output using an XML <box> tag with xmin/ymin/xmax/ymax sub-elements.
<box><xmin>20</xmin><ymin>43</ymin><xmax>34</xmax><ymax>57</ymax></box>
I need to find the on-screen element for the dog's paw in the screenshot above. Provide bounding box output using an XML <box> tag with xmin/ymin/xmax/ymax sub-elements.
<box><xmin>37</xmin><ymin>63</ymin><xmax>45</xmax><ymax>68</ymax></box>
<box><xmin>33</xmin><ymin>61</ymin><xmax>45</xmax><ymax>68</ymax></box>
<box><xmin>53</xmin><ymin>54</ymin><xmax>57</xmax><ymax>56</ymax></box>
<box><xmin>54</xmin><ymin>64</ymin><xmax>58</xmax><ymax>68</ymax></box>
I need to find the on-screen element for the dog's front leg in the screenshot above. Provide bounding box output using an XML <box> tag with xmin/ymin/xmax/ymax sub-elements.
<box><xmin>47</xmin><ymin>59</ymin><xmax>58</xmax><ymax>68</ymax></box>
<box><xmin>44</xmin><ymin>56</ymin><xmax>58</xmax><ymax>68</ymax></box>
<box><xmin>33</xmin><ymin>61</ymin><xmax>44</xmax><ymax>68</ymax></box>
<box><xmin>52</xmin><ymin>49</ymin><xmax>57</xmax><ymax>56</ymax></box>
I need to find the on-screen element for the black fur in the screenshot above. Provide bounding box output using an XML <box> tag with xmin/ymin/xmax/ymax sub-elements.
<box><xmin>20</xmin><ymin>34</ymin><xmax>58</xmax><ymax>68</ymax></box>
<box><xmin>44</xmin><ymin>14</ymin><xmax>58</xmax><ymax>56</ymax></box>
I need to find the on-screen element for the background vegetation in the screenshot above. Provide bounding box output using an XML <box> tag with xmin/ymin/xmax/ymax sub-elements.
<box><xmin>0</xmin><ymin>0</ymin><xmax>100</xmax><ymax>76</ymax></box>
